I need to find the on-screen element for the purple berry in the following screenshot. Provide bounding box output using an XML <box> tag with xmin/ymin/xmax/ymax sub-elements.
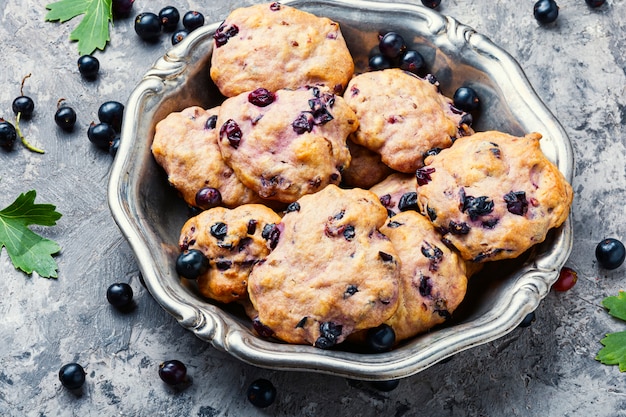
<box><xmin>220</xmin><ymin>119</ymin><xmax>242</xmax><ymax>148</ymax></box>
<box><xmin>248</xmin><ymin>88</ymin><xmax>276</xmax><ymax>107</ymax></box>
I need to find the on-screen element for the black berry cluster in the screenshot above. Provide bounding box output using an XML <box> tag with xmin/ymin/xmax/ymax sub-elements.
<box><xmin>134</xmin><ymin>6</ymin><xmax>206</xmax><ymax>46</ymax></box>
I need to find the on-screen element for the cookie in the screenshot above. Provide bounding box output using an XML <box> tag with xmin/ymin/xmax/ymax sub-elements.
<box><xmin>415</xmin><ymin>131</ymin><xmax>573</xmax><ymax>262</ymax></box>
<box><xmin>341</xmin><ymin>139</ymin><xmax>394</xmax><ymax>189</ymax></box>
<box><xmin>217</xmin><ymin>86</ymin><xmax>358</xmax><ymax>203</ymax></box>
<box><xmin>152</xmin><ymin>106</ymin><xmax>261</xmax><ymax>208</ymax></box>
<box><xmin>369</xmin><ymin>173</ymin><xmax>418</xmax><ymax>217</ymax></box>
<box><xmin>179</xmin><ymin>204</ymin><xmax>282</xmax><ymax>304</ymax></box>
<box><xmin>210</xmin><ymin>2</ymin><xmax>354</xmax><ymax>97</ymax></box>
<box><xmin>344</xmin><ymin>68</ymin><xmax>473</xmax><ymax>173</ymax></box>
<box><xmin>247</xmin><ymin>185</ymin><xmax>400</xmax><ymax>348</ymax></box>
<box><xmin>380</xmin><ymin>211</ymin><xmax>468</xmax><ymax>342</ymax></box>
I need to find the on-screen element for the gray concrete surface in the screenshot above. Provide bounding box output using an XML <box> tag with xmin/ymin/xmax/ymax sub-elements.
<box><xmin>1</xmin><ymin>0</ymin><xmax>626</xmax><ymax>416</ymax></box>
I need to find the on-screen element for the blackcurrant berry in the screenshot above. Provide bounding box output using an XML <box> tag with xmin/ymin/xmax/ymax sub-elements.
<box><xmin>55</xmin><ymin>103</ymin><xmax>77</xmax><ymax>132</ymax></box>
<box><xmin>98</xmin><ymin>101</ymin><xmax>124</xmax><ymax>132</ymax></box>
<box><xmin>182</xmin><ymin>11</ymin><xmax>205</xmax><ymax>32</ymax></box>
<box><xmin>365</xmin><ymin>324</ymin><xmax>396</xmax><ymax>353</ymax></box>
<box><xmin>159</xmin><ymin>6</ymin><xmax>181</xmax><ymax>32</ymax></box>
<box><xmin>534</xmin><ymin>0</ymin><xmax>559</xmax><ymax>24</ymax></box>
<box><xmin>596</xmin><ymin>238</ymin><xmax>626</xmax><ymax>270</ymax></box>
<box><xmin>77</xmin><ymin>55</ymin><xmax>100</xmax><ymax>79</ymax></box>
<box><xmin>176</xmin><ymin>249</ymin><xmax>209</xmax><ymax>279</ymax></box>
<box><xmin>400</xmin><ymin>50</ymin><xmax>425</xmax><ymax>74</ymax></box>
<box><xmin>518</xmin><ymin>311</ymin><xmax>536</xmax><ymax>328</ymax></box>
<box><xmin>453</xmin><ymin>86</ymin><xmax>480</xmax><ymax>112</ymax></box>
<box><xmin>247</xmin><ymin>378</ymin><xmax>277</xmax><ymax>408</ymax></box>
<box><xmin>12</xmin><ymin>96</ymin><xmax>35</xmax><ymax>120</ymax></box>
<box><xmin>106</xmin><ymin>282</ymin><xmax>134</xmax><ymax>308</ymax></box>
<box><xmin>379</xmin><ymin>31</ymin><xmax>406</xmax><ymax>59</ymax></box>
<box><xmin>87</xmin><ymin>122</ymin><xmax>116</xmax><ymax>150</ymax></box>
<box><xmin>135</xmin><ymin>12</ymin><xmax>162</xmax><ymax>41</ymax></box>
<box><xmin>370</xmin><ymin>378</ymin><xmax>400</xmax><ymax>392</ymax></box>
<box><xmin>585</xmin><ymin>0</ymin><xmax>605</xmax><ymax>7</ymax></box>
<box><xmin>112</xmin><ymin>0</ymin><xmax>135</xmax><ymax>18</ymax></box>
<box><xmin>553</xmin><ymin>267</ymin><xmax>578</xmax><ymax>292</ymax></box>
<box><xmin>58</xmin><ymin>363</ymin><xmax>86</xmax><ymax>390</ymax></box>
<box><xmin>368</xmin><ymin>54</ymin><xmax>392</xmax><ymax>71</ymax></box>
<box><xmin>109</xmin><ymin>137</ymin><xmax>120</xmax><ymax>156</ymax></box>
<box><xmin>171</xmin><ymin>29</ymin><xmax>189</xmax><ymax>46</ymax></box>
<box><xmin>0</xmin><ymin>119</ymin><xmax>18</xmax><ymax>151</ymax></box>
<box><xmin>195</xmin><ymin>187</ymin><xmax>222</xmax><ymax>209</ymax></box>
<box><xmin>421</xmin><ymin>0</ymin><xmax>442</xmax><ymax>8</ymax></box>
<box><xmin>158</xmin><ymin>360</ymin><xmax>187</xmax><ymax>385</ymax></box>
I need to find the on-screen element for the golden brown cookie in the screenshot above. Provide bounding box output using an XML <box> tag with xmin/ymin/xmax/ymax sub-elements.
<box><xmin>369</xmin><ymin>173</ymin><xmax>418</xmax><ymax>217</ymax></box>
<box><xmin>415</xmin><ymin>131</ymin><xmax>573</xmax><ymax>262</ymax></box>
<box><xmin>151</xmin><ymin>106</ymin><xmax>261</xmax><ymax>208</ymax></box>
<box><xmin>179</xmin><ymin>204</ymin><xmax>282</xmax><ymax>304</ymax></box>
<box><xmin>210</xmin><ymin>2</ymin><xmax>354</xmax><ymax>97</ymax></box>
<box><xmin>247</xmin><ymin>185</ymin><xmax>400</xmax><ymax>348</ymax></box>
<box><xmin>344</xmin><ymin>68</ymin><xmax>472</xmax><ymax>173</ymax></box>
<box><xmin>217</xmin><ymin>86</ymin><xmax>358</xmax><ymax>203</ymax></box>
<box><xmin>380</xmin><ymin>211</ymin><xmax>468</xmax><ymax>342</ymax></box>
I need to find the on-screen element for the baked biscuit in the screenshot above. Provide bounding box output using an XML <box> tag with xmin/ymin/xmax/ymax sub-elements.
<box><xmin>380</xmin><ymin>211</ymin><xmax>468</xmax><ymax>342</ymax></box>
<box><xmin>369</xmin><ymin>173</ymin><xmax>418</xmax><ymax>217</ymax></box>
<box><xmin>210</xmin><ymin>2</ymin><xmax>354</xmax><ymax>97</ymax></box>
<box><xmin>247</xmin><ymin>185</ymin><xmax>400</xmax><ymax>348</ymax></box>
<box><xmin>344</xmin><ymin>68</ymin><xmax>472</xmax><ymax>173</ymax></box>
<box><xmin>217</xmin><ymin>86</ymin><xmax>358</xmax><ymax>203</ymax></box>
<box><xmin>152</xmin><ymin>106</ymin><xmax>261</xmax><ymax>208</ymax></box>
<box><xmin>179</xmin><ymin>204</ymin><xmax>282</xmax><ymax>304</ymax></box>
<box><xmin>341</xmin><ymin>139</ymin><xmax>394</xmax><ymax>189</ymax></box>
<box><xmin>415</xmin><ymin>131</ymin><xmax>573</xmax><ymax>262</ymax></box>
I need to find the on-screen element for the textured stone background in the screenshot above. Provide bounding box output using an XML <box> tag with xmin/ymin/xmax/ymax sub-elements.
<box><xmin>1</xmin><ymin>0</ymin><xmax>626</xmax><ymax>416</ymax></box>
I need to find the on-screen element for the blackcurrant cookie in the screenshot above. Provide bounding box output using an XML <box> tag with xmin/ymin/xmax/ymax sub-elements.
<box><xmin>210</xmin><ymin>2</ymin><xmax>354</xmax><ymax>97</ymax></box>
<box><xmin>415</xmin><ymin>131</ymin><xmax>573</xmax><ymax>262</ymax></box>
<box><xmin>369</xmin><ymin>173</ymin><xmax>418</xmax><ymax>217</ymax></box>
<box><xmin>247</xmin><ymin>185</ymin><xmax>400</xmax><ymax>348</ymax></box>
<box><xmin>152</xmin><ymin>106</ymin><xmax>262</xmax><ymax>209</ymax></box>
<box><xmin>380</xmin><ymin>211</ymin><xmax>468</xmax><ymax>342</ymax></box>
<box><xmin>343</xmin><ymin>68</ymin><xmax>473</xmax><ymax>173</ymax></box>
<box><xmin>179</xmin><ymin>204</ymin><xmax>282</xmax><ymax>303</ymax></box>
<box><xmin>217</xmin><ymin>86</ymin><xmax>358</xmax><ymax>203</ymax></box>
<box><xmin>341</xmin><ymin>139</ymin><xmax>394</xmax><ymax>189</ymax></box>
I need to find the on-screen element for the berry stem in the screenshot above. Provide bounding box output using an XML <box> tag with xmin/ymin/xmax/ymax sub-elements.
<box><xmin>20</xmin><ymin>73</ymin><xmax>32</xmax><ymax>96</ymax></box>
<box><xmin>15</xmin><ymin>112</ymin><xmax>45</xmax><ymax>154</ymax></box>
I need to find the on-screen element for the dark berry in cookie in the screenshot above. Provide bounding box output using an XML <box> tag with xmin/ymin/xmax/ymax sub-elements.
<box><xmin>220</xmin><ymin>119</ymin><xmax>243</xmax><ymax>148</ymax></box>
<box><xmin>248</xmin><ymin>88</ymin><xmax>276</xmax><ymax>107</ymax></box>
<box><xmin>195</xmin><ymin>187</ymin><xmax>222</xmax><ymax>209</ymax></box>
<box><xmin>176</xmin><ymin>249</ymin><xmax>209</xmax><ymax>279</ymax></box>
<box><xmin>503</xmin><ymin>191</ymin><xmax>528</xmax><ymax>216</ymax></box>
<box><xmin>416</xmin><ymin>167</ymin><xmax>436</xmax><ymax>186</ymax></box>
<box><xmin>314</xmin><ymin>321</ymin><xmax>343</xmax><ymax>349</ymax></box>
<box><xmin>214</xmin><ymin>22</ymin><xmax>239</xmax><ymax>47</ymax></box>
<box><xmin>398</xmin><ymin>192</ymin><xmax>418</xmax><ymax>212</ymax></box>
<box><xmin>261</xmin><ymin>224</ymin><xmax>281</xmax><ymax>249</ymax></box>
<box><xmin>595</xmin><ymin>238</ymin><xmax>626</xmax><ymax>270</ymax></box>
<box><xmin>366</xmin><ymin>324</ymin><xmax>396</xmax><ymax>353</ymax></box>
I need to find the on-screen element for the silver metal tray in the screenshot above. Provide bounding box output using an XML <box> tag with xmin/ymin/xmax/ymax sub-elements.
<box><xmin>107</xmin><ymin>0</ymin><xmax>574</xmax><ymax>380</ymax></box>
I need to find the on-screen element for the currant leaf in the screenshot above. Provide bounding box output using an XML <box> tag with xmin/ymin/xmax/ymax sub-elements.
<box><xmin>0</xmin><ymin>190</ymin><xmax>62</xmax><ymax>278</ymax></box>
<box><xmin>596</xmin><ymin>331</ymin><xmax>626</xmax><ymax>372</ymax></box>
<box><xmin>45</xmin><ymin>0</ymin><xmax>113</xmax><ymax>55</ymax></box>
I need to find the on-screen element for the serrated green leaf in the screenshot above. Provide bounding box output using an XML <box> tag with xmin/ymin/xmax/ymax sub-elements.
<box><xmin>596</xmin><ymin>331</ymin><xmax>626</xmax><ymax>372</ymax></box>
<box><xmin>601</xmin><ymin>291</ymin><xmax>626</xmax><ymax>321</ymax></box>
<box><xmin>45</xmin><ymin>0</ymin><xmax>113</xmax><ymax>55</ymax></box>
<box><xmin>0</xmin><ymin>190</ymin><xmax>62</xmax><ymax>278</ymax></box>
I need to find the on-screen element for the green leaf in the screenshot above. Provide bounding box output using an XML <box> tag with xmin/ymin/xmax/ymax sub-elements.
<box><xmin>45</xmin><ymin>0</ymin><xmax>113</xmax><ymax>55</ymax></box>
<box><xmin>0</xmin><ymin>190</ymin><xmax>62</xmax><ymax>278</ymax></box>
<box><xmin>602</xmin><ymin>291</ymin><xmax>626</xmax><ymax>321</ymax></box>
<box><xmin>597</xmin><ymin>331</ymin><xmax>626</xmax><ymax>372</ymax></box>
